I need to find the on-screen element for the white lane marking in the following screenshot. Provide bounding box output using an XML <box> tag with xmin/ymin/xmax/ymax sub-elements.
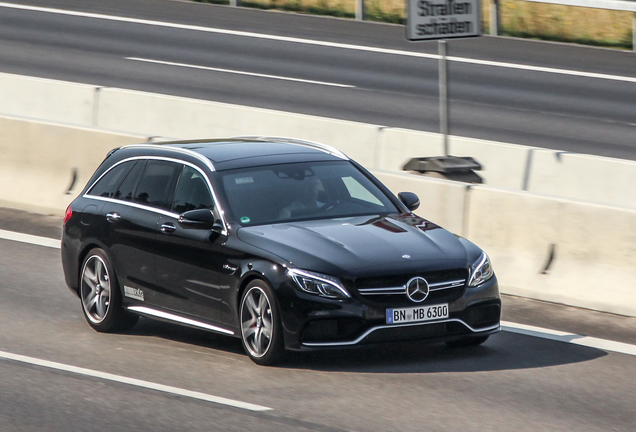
<box><xmin>2</xmin><ymin>2</ymin><xmax>636</xmax><ymax>84</ymax></box>
<box><xmin>126</xmin><ymin>57</ymin><xmax>354</xmax><ymax>88</ymax></box>
<box><xmin>0</xmin><ymin>229</ymin><xmax>60</xmax><ymax>249</ymax></box>
<box><xmin>447</xmin><ymin>56</ymin><xmax>636</xmax><ymax>84</ymax></box>
<box><xmin>0</xmin><ymin>349</ymin><xmax>272</xmax><ymax>411</ymax></box>
<box><xmin>502</xmin><ymin>321</ymin><xmax>636</xmax><ymax>357</ymax></box>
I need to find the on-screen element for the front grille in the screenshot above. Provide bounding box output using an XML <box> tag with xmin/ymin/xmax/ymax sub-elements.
<box><xmin>363</xmin><ymin>322</ymin><xmax>448</xmax><ymax>344</ymax></box>
<box><xmin>351</xmin><ymin>269</ymin><xmax>468</xmax><ymax>305</ymax></box>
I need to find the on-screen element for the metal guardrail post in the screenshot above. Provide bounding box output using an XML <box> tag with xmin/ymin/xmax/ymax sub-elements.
<box><xmin>633</xmin><ymin>12</ymin><xmax>636</xmax><ymax>51</ymax></box>
<box><xmin>490</xmin><ymin>0</ymin><xmax>499</xmax><ymax>36</ymax></box>
<box><xmin>355</xmin><ymin>0</ymin><xmax>365</xmax><ymax>20</ymax></box>
<box><xmin>230</xmin><ymin>0</ymin><xmax>239</xmax><ymax>6</ymax></box>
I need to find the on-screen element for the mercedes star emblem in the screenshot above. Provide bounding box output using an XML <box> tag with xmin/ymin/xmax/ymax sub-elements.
<box><xmin>405</xmin><ymin>276</ymin><xmax>429</xmax><ymax>303</ymax></box>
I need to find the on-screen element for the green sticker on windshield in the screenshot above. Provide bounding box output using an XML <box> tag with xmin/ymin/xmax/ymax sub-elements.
<box><xmin>240</xmin><ymin>216</ymin><xmax>251</xmax><ymax>224</ymax></box>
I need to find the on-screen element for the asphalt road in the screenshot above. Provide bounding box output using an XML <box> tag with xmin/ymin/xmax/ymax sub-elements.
<box><xmin>1</xmin><ymin>0</ymin><xmax>636</xmax><ymax>159</ymax></box>
<box><xmin>1</xmin><ymin>207</ymin><xmax>636</xmax><ymax>431</ymax></box>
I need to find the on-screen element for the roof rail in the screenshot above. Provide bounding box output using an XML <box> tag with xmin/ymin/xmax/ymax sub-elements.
<box><xmin>119</xmin><ymin>144</ymin><xmax>215</xmax><ymax>171</ymax></box>
<box><xmin>231</xmin><ymin>136</ymin><xmax>348</xmax><ymax>160</ymax></box>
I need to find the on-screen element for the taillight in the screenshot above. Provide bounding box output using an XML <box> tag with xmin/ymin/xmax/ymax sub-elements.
<box><xmin>63</xmin><ymin>205</ymin><xmax>73</xmax><ymax>225</ymax></box>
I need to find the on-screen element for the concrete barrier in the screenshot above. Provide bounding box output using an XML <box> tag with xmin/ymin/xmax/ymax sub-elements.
<box><xmin>375</xmin><ymin>128</ymin><xmax>444</xmax><ymax>171</ymax></box>
<box><xmin>96</xmin><ymin>88</ymin><xmax>383</xmax><ymax>169</ymax></box>
<box><xmin>0</xmin><ymin>115</ymin><xmax>151</xmax><ymax>215</ymax></box>
<box><xmin>527</xmin><ymin>149</ymin><xmax>636</xmax><ymax>209</ymax></box>
<box><xmin>2</xmin><ymin>111</ymin><xmax>635</xmax><ymax>317</ymax></box>
<box><xmin>4</xmin><ymin>70</ymin><xmax>636</xmax><ymax>213</ymax></box>
<box><xmin>466</xmin><ymin>186</ymin><xmax>636</xmax><ymax>317</ymax></box>
<box><xmin>0</xmin><ymin>72</ymin><xmax>97</xmax><ymax>126</ymax></box>
<box><xmin>448</xmin><ymin>136</ymin><xmax>535</xmax><ymax>189</ymax></box>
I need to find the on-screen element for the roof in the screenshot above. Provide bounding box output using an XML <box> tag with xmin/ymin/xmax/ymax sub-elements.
<box><xmin>121</xmin><ymin>137</ymin><xmax>349</xmax><ymax>171</ymax></box>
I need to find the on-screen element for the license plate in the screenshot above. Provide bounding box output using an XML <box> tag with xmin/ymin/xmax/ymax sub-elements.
<box><xmin>386</xmin><ymin>304</ymin><xmax>449</xmax><ymax>324</ymax></box>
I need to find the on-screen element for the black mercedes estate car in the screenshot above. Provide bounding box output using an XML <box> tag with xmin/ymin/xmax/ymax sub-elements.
<box><xmin>61</xmin><ymin>137</ymin><xmax>500</xmax><ymax>365</ymax></box>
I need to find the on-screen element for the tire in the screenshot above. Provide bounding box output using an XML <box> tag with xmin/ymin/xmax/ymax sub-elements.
<box><xmin>239</xmin><ymin>280</ymin><xmax>285</xmax><ymax>366</ymax></box>
<box><xmin>79</xmin><ymin>248</ymin><xmax>139</xmax><ymax>333</ymax></box>
<box><xmin>445</xmin><ymin>335</ymin><xmax>489</xmax><ymax>348</ymax></box>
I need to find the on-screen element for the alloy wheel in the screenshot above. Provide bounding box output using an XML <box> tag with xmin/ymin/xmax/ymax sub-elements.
<box><xmin>81</xmin><ymin>255</ymin><xmax>111</xmax><ymax>324</ymax></box>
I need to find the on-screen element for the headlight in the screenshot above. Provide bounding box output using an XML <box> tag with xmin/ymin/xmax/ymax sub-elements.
<box><xmin>468</xmin><ymin>252</ymin><xmax>494</xmax><ymax>287</ymax></box>
<box><xmin>288</xmin><ymin>269</ymin><xmax>350</xmax><ymax>300</ymax></box>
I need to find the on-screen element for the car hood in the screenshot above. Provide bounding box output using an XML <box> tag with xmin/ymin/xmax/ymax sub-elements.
<box><xmin>236</xmin><ymin>214</ymin><xmax>474</xmax><ymax>278</ymax></box>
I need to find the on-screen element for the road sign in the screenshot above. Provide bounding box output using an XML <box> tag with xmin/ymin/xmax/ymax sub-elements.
<box><xmin>406</xmin><ymin>0</ymin><xmax>481</xmax><ymax>41</ymax></box>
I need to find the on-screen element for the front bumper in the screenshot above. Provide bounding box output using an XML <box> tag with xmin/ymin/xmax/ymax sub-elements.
<box><xmin>278</xmin><ymin>276</ymin><xmax>501</xmax><ymax>351</ymax></box>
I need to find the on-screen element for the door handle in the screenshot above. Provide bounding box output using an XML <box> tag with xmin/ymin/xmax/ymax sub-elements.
<box><xmin>160</xmin><ymin>223</ymin><xmax>176</xmax><ymax>234</ymax></box>
<box><xmin>106</xmin><ymin>212</ymin><xmax>121</xmax><ymax>223</ymax></box>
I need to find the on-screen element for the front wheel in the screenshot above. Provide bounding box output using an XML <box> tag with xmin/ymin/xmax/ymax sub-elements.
<box><xmin>79</xmin><ymin>248</ymin><xmax>139</xmax><ymax>333</ymax></box>
<box><xmin>239</xmin><ymin>280</ymin><xmax>285</xmax><ymax>366</ymax></box>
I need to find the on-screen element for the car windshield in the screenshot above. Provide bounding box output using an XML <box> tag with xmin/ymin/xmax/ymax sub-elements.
<box><xmin>219</xmin><ymin>161</ymin><xmax>400</xmax><ymax>226</ymax></box>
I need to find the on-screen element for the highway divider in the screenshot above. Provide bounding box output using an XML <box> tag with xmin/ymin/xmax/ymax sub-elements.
<box><xmin>2</xmin><ymin>71</ymin><xmax>636</xmax><ymax>210</ymax></box>
<box><xmin>0</xmin><ymin>113</ymin><xmax>634</xmax><ymax>316</ymax></box>
<box><xmin>526</xmin><ymin>149</ymin><xmax>636</xmax><ymax>208</ymax></box>
<box><xmin>466</xmin><ymin>186</ymin><xmax>636</xmax><ymax>317</ymax></box>
<box><xmin>0</xmin><ymin>72</ymin><xmax>97</xmax><ymax>126</ymax></box>
<box><xmin>0</xmin><ymin>115</ymin><xmax>152</xmax><ymax>215</ymax></box>
<box><xmin>96</xmin><ymin>88</ymin><xmax>382</xmax><ymax>169</ymax></box>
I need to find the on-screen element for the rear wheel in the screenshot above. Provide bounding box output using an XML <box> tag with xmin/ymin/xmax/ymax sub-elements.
<box><xmin>80</xmin><ymin>248</ymin><xmax>139</xmax><ymax>332</ymax></box>
<box><xmin>239</xmin><ymin>280</ymin><xmax>284</xmax><ymax>365</ymax></box>
<box><xmin>445</xmin><ymin>335</ymin><xmax>489</xmax><ymax>348</ymax></box>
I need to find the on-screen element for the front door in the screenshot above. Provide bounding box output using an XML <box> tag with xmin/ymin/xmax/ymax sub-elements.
<box><xmin>153</xmin><ymin>165</ymin><xmax>227</xmax><ymax>325</ymax></box>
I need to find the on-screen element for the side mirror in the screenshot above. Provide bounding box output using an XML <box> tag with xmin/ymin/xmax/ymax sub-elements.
<box><xmin>211</xmin><ymin>219</ymin><xmax>225</xmax><ymax>235</ymax></box>
<box><xmin>178</xmin><ymin>209</ymin><xmax>215</xmax><ymax>229</ymax></box>
<box><xmin>398</xmin><ymin>192</ymin><xmax>420</xmax><ymax>211</ymax></box>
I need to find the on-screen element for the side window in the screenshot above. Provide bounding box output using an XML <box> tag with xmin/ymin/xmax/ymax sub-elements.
<box><xmin>88</xmin><ymin>161</ymin><xmax>135</xmax><ymax>198</ymax></box>
<box><xmin>133</xmin><ymin>160</ymin><xmax>180</xmax><ymax>211</ymax></box>
<box><xmin>113</xmin><ymin>161</ymin><xmax>145</xmax><ymax>202</ymax></box>
<box><xmin>172</xmin><ymin>166</ymin><xmax>214</xmax><ymax>214</ymax></box>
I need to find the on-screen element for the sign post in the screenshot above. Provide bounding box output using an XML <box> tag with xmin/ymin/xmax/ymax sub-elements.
<box><xmin>438</xmin><ymin>40</ymin><xmax>448</xmax><ymax>156</ymax></box>
<box><xmin>406</xmin><ymin>0</ymin><xmax>481</xmax><ymax>156</ymax></box>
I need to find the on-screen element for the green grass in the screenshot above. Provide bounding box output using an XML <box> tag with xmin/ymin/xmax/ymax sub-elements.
<box><xmin>190</xmin><ymin>0</ymin><xmax>633</xmax><ymax>49</ymax></box>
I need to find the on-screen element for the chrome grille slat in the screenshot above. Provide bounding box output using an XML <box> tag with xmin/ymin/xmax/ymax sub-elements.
<box><xmin>358</xmin><ymin>279</ymin><xmax>466</xmax><ymax>296</ymax></box>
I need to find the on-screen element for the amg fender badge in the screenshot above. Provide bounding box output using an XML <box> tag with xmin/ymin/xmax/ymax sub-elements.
<box><xmin>124</xmin><ymin>286</ymin><xmax>145</xmax><ymax>301</ymax></box>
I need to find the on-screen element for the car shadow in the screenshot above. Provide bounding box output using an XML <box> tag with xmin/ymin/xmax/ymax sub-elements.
<box><xmin>283</xmin><ymin>331</ymin><xmax>608</xmax><ymax>373</ymax></box>
<box><xmin>124</xmin><ymin>318</ymin><xmax>608</xmax><ymax>373</ymax></box>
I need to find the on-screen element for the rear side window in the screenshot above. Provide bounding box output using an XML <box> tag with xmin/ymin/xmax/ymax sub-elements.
<box><xmin>88</xmin><ymin>161</ymin><xmax>135</xmax><ymax>198</ymax></box>
<box><xmin>134</xmin><ymin>160</ymin><xmax>181</xmax><ymax>211</ymax></box>
<box><xmin>172</xmin><ymin>166</ymin><xmax>214</xmax><ymax>214</ymax></box>
<box><xmin>113</xmin><ymin>161</ymin><xmax>145</xmax><ymax>202</ymax></box>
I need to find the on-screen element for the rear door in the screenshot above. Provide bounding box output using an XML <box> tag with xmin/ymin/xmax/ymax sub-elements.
<box><xmin>87</xmin><ymin>160</ymin><xmax>159</xmax><ymax>301</ymax></box>
<box><xmin>93</xmin><ymin>159</ymin><xmax>182</xmax><ymax>307</ymax></box>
